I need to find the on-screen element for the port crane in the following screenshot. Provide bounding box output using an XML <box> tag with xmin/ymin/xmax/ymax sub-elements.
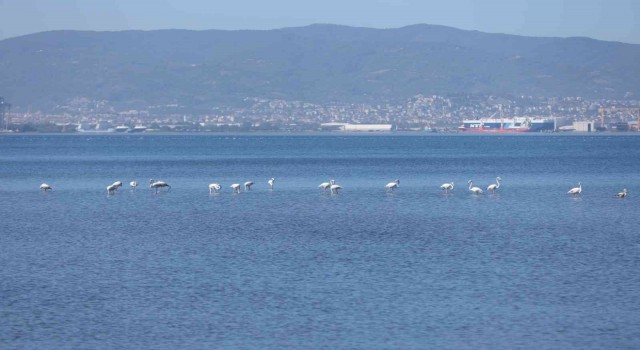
<box><xmin>598</xmin><ymin>107</ymin><xmax>640</xmax><ymax>131</ymax></box>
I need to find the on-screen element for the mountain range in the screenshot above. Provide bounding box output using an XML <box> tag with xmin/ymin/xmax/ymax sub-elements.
<box><xmin>1</xmin><ymin>24</ymin><xmax>639</xmax><ymax>111</ymax></box>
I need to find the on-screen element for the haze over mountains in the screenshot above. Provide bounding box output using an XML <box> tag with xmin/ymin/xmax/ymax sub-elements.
<box><xmin>1</xmin><ymin>24</ymin><xmax>639</xmax><ymax>112</ymax></box>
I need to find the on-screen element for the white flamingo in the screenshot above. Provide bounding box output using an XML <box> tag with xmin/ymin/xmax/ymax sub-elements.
<box><xmin>130</xmin><ymin>181</ymin><xmax>138</xmax><ymax>190</ymax></box>
<box><xmin>385</xmin><ymin>179</ymin><xmax>400</xmax><ymax>192</ymax></box>
<box><xmin>107</xmin><ymin>183</ymin><xmax>118</xmax><ymax>194</ymax></box>
<box><xmin>615</xmin><ymin>188</ymin><xmax>627</xmax><ymax>198</ymax></box>
<box><xmin>40</xmin><ymin>183</ymin><xmax>52</xmax><ymax>191</ymax></box>
<box><xmin>440</xmin><ymin>182</ymin><xmax>454</xmax><ymax>193</ymax></box>
<box><xmin>468</xmin><ymin>180</ymin><xmax>483</xmax><ymax>194</ymax></box>
<box><xmin>112</xmin><ymin>181</ymin><xmax>123</xmax><ymax>190</ymax></box>
<box><xmin>330</xmin><ymin>183</ymin><xmax>342</xmax><ymax>194</ymax></box>
<box><xmin>230</xmin><ymin>183</ymin><xmax>241</xmax><ymax>193</ymax></box>
<box><xmin>149</xmin><ymin>179</ymin><xmax>171</xmax><ymax>193</ymax></box>
<box><xmin>567</xmin><ymin>182</ymin><xmax>582</xmax><ymax>195</ymax></box>
<box><xmin>487</xmin><ymin>177</ymin><xmax>502</xmax><ymax>192</ymax></box>
<box><xmin>319</xmin><ymin>179</ymin><xmax>335</xmax><ymax>191</ymax></box>
<box><xmin>209</xmin><ymin>183</ymin><xmax>221</xmax><ymax>193</ymax></box>
<box><xmin>244</xmin><ymin>181</ymin><xmax>254</xmax><ymax>191</ymax></box>
<box><xmin>267</xmin><ymin>178</ymin><xmax>275</xmax><ymax>190</ymax></box>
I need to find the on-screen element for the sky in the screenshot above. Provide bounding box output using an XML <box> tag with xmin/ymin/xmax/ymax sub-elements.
<box><xmin>1</xmin><ymin>0</ymin><xmax>639</xmax><ymax>43</ymax></box>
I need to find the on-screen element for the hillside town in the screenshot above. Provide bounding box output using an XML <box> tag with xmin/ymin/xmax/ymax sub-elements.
<box><xmin>1</xmin><ymin>94</ymin><xmax>639</xmax><ymax>133</ymax></box>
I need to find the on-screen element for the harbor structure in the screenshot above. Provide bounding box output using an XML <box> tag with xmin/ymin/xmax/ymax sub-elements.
<box><xmin>320</xmin><ymin>123</ymin><xmax>393</xmax><ymax>132</ymax></box>
<box><xmin>0</xmin><ymin>97</ymin><xmax>10</xmax><ymax>131</ymax></box>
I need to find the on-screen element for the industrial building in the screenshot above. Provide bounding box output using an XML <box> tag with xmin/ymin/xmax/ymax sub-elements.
<box><xmin>572</xmin><ymin>121</ymin><xmax>596</xmax><ymax>132</ymax></box>
<box><xmin>320</xmin><ymin>123</ymin><xmax>393</xmax><ymax>132</ymax></box>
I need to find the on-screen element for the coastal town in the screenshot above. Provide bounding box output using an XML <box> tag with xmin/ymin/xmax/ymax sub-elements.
<box><xmin>1</xmin><ymin>94</ymin><xmax>639</xmax><ymax>133</ymax></box>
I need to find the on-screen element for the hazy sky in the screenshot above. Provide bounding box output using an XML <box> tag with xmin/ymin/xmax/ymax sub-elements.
<box><xmin>1</xmin><ymin>0</ymin><xmax>639</xmax><ymax>43</ymax></box>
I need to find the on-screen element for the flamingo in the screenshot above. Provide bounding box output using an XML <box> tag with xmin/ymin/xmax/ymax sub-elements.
<box><xmin>40</xmin><ymin>183</ymin><xmax>52</xmax><ymax>191</ymax></box>
<box><xmin>209</xmin><ymin>183</ymin><xmax>221</xmax><ymax>193</ymax></box>
<box><xmin>130</xmin><ymin>181</ymin><xmax>138</xmax><ymax>190</ymax></box>
<box><xmin>615</xmin><ymin>188</ymin><xmax>628</xmax><ymax>198</ymax></box>
<box><xmin>112</xmin><ymin>181</ymin><xmax>123</xmax><ymax>190</ymax></box>
<box><xmin>385</xmin><ymin>179</ymin><xmax>400</xmax><ymax>192</ymax></box>
<box><xmin>244</xmin><ymin>181</ymin><xmax>254</xmax><ymax>191</ymax></box>
<box><xmin>440</xmin><ymin>182</ymin><xmax>454</xmax><ymax>193</ymax></box>
<box><xmin>567</xmin><ymin>182</ymin><xmax>582</xmax><ymax>195</ymax></box>
<box><xmin>230</xmin><ymin>183</ymin><xmax>241</xmax><ymax>193</ymax></box>
<box><xmin>319</xmin><ymin>179</ymin><xmax>334</xmax><ymax>191</ymax></box>
<box><xmin>267</xmin><ymin>178</ymin><xmax>275</xmax><ymax>190</ymax></box>
<box><xmin>468</xmin><ymin>180</ymin><xmax>483</xmax><ymax>194</ymax></box>
<box><xmin>487</xmin><ymin>177</ymin><xmax>502</xmax><ymax>192</ymax></box>
<box><xmin>107</xmin><ymin>183</ymin><xmax>118</xmax><ymax>194</ymax></box>
<box><xmin>330</xmin><ymin>183</ymin><xmax>342</xmax><ymax>194</ymax></box>
<box><xmin>149</xmin><ymin>179</ymin><xmax>171</xmax><ymax>193</ymax></box>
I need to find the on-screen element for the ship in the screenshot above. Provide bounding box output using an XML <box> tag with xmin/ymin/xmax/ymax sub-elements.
<box><xmin>77</xmin><ymin>122</ymin><xmax>115</xmax><ymax>133</ymax></box>
<box><xmin>458</xmin><ymin>104</ymin><xmax>556</xmax><ymax>133</ymax></box>
<box><xmin>127</xmin><ymin>125</ymin><xmax>147</xmax><ymax>133</ymax></box>
<box><xmin>458</xmin><ymin>117</ymin><xmax>555</xmax><ymax>133</ymax></box>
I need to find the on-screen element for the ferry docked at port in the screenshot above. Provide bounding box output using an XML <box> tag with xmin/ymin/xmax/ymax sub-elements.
<box><xmin>458</xmin><ymin>117</ymin><xmax>555</xmax><ymax>133</ymax></box>
<box><xmin>458</xmin><ymin>104</ymin><xmax>556</xmax><ymax>132</ymax></box>
<box><xmin>114</xmin><ymin>125</ymin><xmax>148</xmax><ymax>133</ymax></box>
<box><xmin>128</xmin><ymin>125</ymin><xmax>147</xmax><ymax>133</ymax></box>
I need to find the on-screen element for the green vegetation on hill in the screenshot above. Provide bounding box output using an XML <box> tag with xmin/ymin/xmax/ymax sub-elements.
<box><xmin>1</xmin><ymin>24</ymin><xmax>639</xmax><ymax>111</ymax></box>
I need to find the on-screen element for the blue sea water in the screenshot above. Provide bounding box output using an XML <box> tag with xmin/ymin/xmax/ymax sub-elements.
<box><xmin>1</xmin><ymin>134</ymin><xmax>639</xmax><ymax>349</ymax></box>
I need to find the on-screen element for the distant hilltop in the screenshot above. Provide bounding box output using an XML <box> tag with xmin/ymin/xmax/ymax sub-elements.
<box><xmin>1</xmin><ymin>23</ymin><xmax>639</xmax><ymax>111</ymax></box>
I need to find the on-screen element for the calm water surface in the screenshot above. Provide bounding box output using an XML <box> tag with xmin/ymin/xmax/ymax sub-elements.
<box><xmin>1</xmin><ymin>134</ymin><xmax>639</xmax><ymax>349</ymax></box>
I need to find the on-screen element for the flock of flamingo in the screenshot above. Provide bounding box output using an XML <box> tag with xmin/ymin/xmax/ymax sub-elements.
<box><xmin>36</xmin><ymin>176</ymin><xmax>629</xmax><ymax>198</ymax></box>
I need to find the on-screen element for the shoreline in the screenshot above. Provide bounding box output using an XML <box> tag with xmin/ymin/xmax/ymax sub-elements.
<box><xmin>1</xmin><ymin>131</ymin><xmax>640</xmax><ymax>137</ymax></box>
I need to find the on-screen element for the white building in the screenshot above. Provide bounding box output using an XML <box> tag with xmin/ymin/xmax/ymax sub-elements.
<box><xmin>572</xmin><ymin>121</ymin><xmax>596</xmax><ymax>132</ymax></box>
<box><xmin>320</xmin><ymin>123</ymin><xmax>393</xmax><ymax>132</ymax></box>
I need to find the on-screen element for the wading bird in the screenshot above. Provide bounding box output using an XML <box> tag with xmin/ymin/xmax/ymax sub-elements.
<box><xmin>468</xmin><ymin>180</ymin><xmax>483</xmax><ymax>194</ymax></box>
<box><xmin>616</xmin><ymin>188</ymin><xmax>628</xmax><ymax>198</ymax></box>
<box><xmin>40</xmin><ymin>183</ymin><xmax>52</xmax><ymax>191</ymax></box>
<box><xmin>385</xmin><ymin>179</ymin><xmax>400</xmax><ymax>192</ymax></box>
<box><xmin>567</xmin><ymin>182</ymin><xmax>582</xmax><ymax>195</ymax></box>
<box><xmin>440</xmin><ymin>182</ymin><xmax>454</xmax><ymax>193</ymax></box>
<box><xmin>107</xmin><ymin>183</ymin><xmax>118</xmax><ymax>194</ymax></box>
<box><xmin>267</xmin><ymin>178</ymin><xmax>275</xmax><ymax>190</ymax></box>
<box><xmin>319</xmin><ymin>179</ymin><xmax>335</xmax><ymax>192</ymax></box>
<box><xmin>149</xmin><ymin>179</ymin><xmax>171</xmax><ymax>193</ymax></box>
<box><xmin>487</xmin><ymin>177</ymin><xmax>502</xmax><ymax>192</ymax></box>
<box><xmin>209</xmin><ymin>183</ymin><xmax>221</xmax><ymax>194</ymax></box>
